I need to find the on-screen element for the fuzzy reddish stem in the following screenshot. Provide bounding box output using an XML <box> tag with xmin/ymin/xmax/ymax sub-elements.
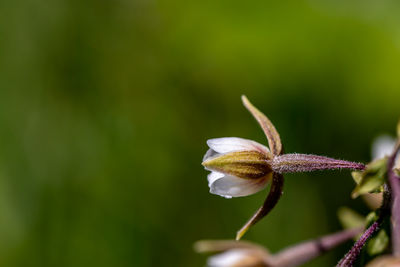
<box><xmin>388</xmin><ymin>142</ymin><xmax>400</xmax><ymax>256</ymax></box>
<box><xmin>270</xmin><ymin>227</ymin><xmax>362</xmax><ymax>267</ymax></box>
<box><xmin>271</xmin><ymin>154</ymin><xmax>365</xmax><ymax>173</ymax></box>
<box><xmin>337</xmin><ymin>222</ymin><xmax>379</xmax><ymax>267</ymax></box>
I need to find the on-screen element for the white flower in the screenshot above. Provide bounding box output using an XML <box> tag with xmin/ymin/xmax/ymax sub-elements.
<box><xmin>195</xmin><ymin>240</ymin><xmax>270</xmax><ymax>267</ymax></box>
<box><xmin>208</xmin><ymin>248</ymin><xmax>267</xmax><ymax>267</ymax></box>
<box><xmin>202</xmin><ymin>137</ymin><xmax>273</xmax><ymax>198</ymax></box>
<box><xmin>371</xmin><ymin>135</ymin><xmax>396</xmax><ymax>160</ymax></box>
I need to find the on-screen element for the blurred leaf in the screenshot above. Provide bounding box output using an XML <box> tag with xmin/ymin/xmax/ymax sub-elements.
<box><xmin>337</xmin><ymin>207</ymin><xmax>365</xmax><ymax>229</ymax></box>
<box><xmin>366</xmin><ymin>211</ymin><xmax>379</xmax><ymax>226</ymax></box>
<box><xmin>351</xmin><ymin>171</ymin><xmax>363</xmax><ymax>184</ymax></box>
<box><xmin>337</xmin><ymin>207</ymin><xmax>365</xmax><ymax>241</ymax></box>
<box><xmin>351</xmin><ymin>158</ymin><xmax>387</xmax><ymax>199</ymax></box>
<box><xmin>367</xmin><ymin>229</ymin><xmax>389</xmax><ymax>256</ymax></box>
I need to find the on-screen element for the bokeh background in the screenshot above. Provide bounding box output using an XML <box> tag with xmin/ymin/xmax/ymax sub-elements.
<box><xmin>1</xmin><ymin>0</ymin><xmax>400</xmax><ymax>266</ymax></box>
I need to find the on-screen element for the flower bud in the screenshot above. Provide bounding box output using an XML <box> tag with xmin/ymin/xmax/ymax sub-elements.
<box><xmin>194</xmin><ymin>240</ymin><xmax>270</xmax><ymax>267</ymax></box>
<box><xmin>207</xmin><ymin>249</ymin><xmax>268</xmax><ymax>267</ymax></box>
<box><xmin>366</xmin><ymin>256</ymin><xmax>400</xmax><ymax>267</ymax></box>
<box><xmin>202</xmin><ymin>150</ymin><xmax>272</xmax><ymax>179</ymax></box>
<box><xmin>202</xmin><ymin>137</ymin><xmax>273</xmax><ymax>198</ymax></box>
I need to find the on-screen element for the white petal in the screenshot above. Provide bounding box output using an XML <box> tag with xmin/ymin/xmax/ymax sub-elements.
<box><xmin>207</xmin><ymin>137</ymin><xmax>269</xmax><ymax>154</ymax></box>
<box><xmin>209</xmin><ymin>174</ymin><xmax>270</xmax><ymax>198</ymax></box>
<box><xmin>207</xmin><ymin>249</ymin><xmax>249</xmax><ymax>267</ymax></box>
<box><xmin>371</xmin><ymin>135</ymin><xmax>396</xmax><ymax>160</ymax></box>
<box><xmin>203</xmin><ymin>149</ymin><xmax>220</xmax><ymax>162</ymax></box>
<box><xmin>208</xmin><ymin>171</ymin><xmax>225</xmax><ymax>186</ymax></box>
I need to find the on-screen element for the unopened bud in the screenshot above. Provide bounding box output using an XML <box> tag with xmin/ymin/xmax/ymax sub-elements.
<box><xmin>366</xmin><ymin>256</ymin><xmax>400</xmax><ymax>267</ymax></box>
<box><xmin>202</xmin><ymin>151</ymin><xmax>272</xmax><ymax>179</ymax></box>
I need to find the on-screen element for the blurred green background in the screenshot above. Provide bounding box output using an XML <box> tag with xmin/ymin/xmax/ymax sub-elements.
<box><xmin>1</xmin><ymin>0</ymin><xmax>400</xmax><ymax>266</ymax></box>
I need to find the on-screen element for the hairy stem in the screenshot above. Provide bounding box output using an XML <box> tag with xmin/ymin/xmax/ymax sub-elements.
<box><xmin>271</xmin><ymin>154</ymin><xmax>365</xmax><ymax>173</ymax></box>
<box><xmin>388</xmin><ymin>141</ymin><xmax>400</xmax><ymax>256</ymax></box>
<box><xmin>269</xmin><ymin>227</ymin><xmax>362</xmax><ymax>267</ymax></box>
<box><xmin>337</xmin><ymin>222</ymin><xmax>379</xmax><ymax>267</ymax></box>
<box><xmin>337</xmin><ymin>183</ymin><xmax>391</xmax><ymax>267</ymax></box>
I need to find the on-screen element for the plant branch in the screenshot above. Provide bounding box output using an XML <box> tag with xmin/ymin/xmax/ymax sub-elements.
<box><xmin>269</xmin><ymin>227</ymin><xmax>362</xmax><ymax>267</ymax></box>
<box><xmin>387</xmin><ymin>141</ymin><xmax>400</xmax><ymax>256</ymax></box>
<box><xmin>337</xmin><ymin>221</ymin><xmax>379</xmax><ymax>267</ymax></box>
<box><xmin>337</xmin><ymin>183</ymin><xmax>392</xmax><ymax>267</ymax></box>
<box><xmin>271</xmin><ymin>154</ymin><xmax>365</xmax><ymax>173</ymax></box>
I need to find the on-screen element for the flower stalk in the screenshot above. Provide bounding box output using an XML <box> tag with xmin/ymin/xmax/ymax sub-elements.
<box><xmin>337</xmin><ymin>222</ymin><xmax>380</xmax><ymax>267</ymax></box>
<box><xmin>196</xmin><ymin>227</ymin><xmax>362</xmax><ymax>267</ymax></box>
<box><xmin>337</xmin><ymin>181</ymin><xmax>392</xmax><ymax>266</ymax></box>
<box><xmin>271</xmin><ymin>154</ymin><xmax>365</xmax><ymax>173</ymax></box>
<box><xmin>270</xmin><ymin>227</ymin><xmax>362</xmax><ymax>267</ymax></box>
<box><xmin>387</xmin><ymin>141</ymin><xmax>400</xmax><ymax>256</ymax></box>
